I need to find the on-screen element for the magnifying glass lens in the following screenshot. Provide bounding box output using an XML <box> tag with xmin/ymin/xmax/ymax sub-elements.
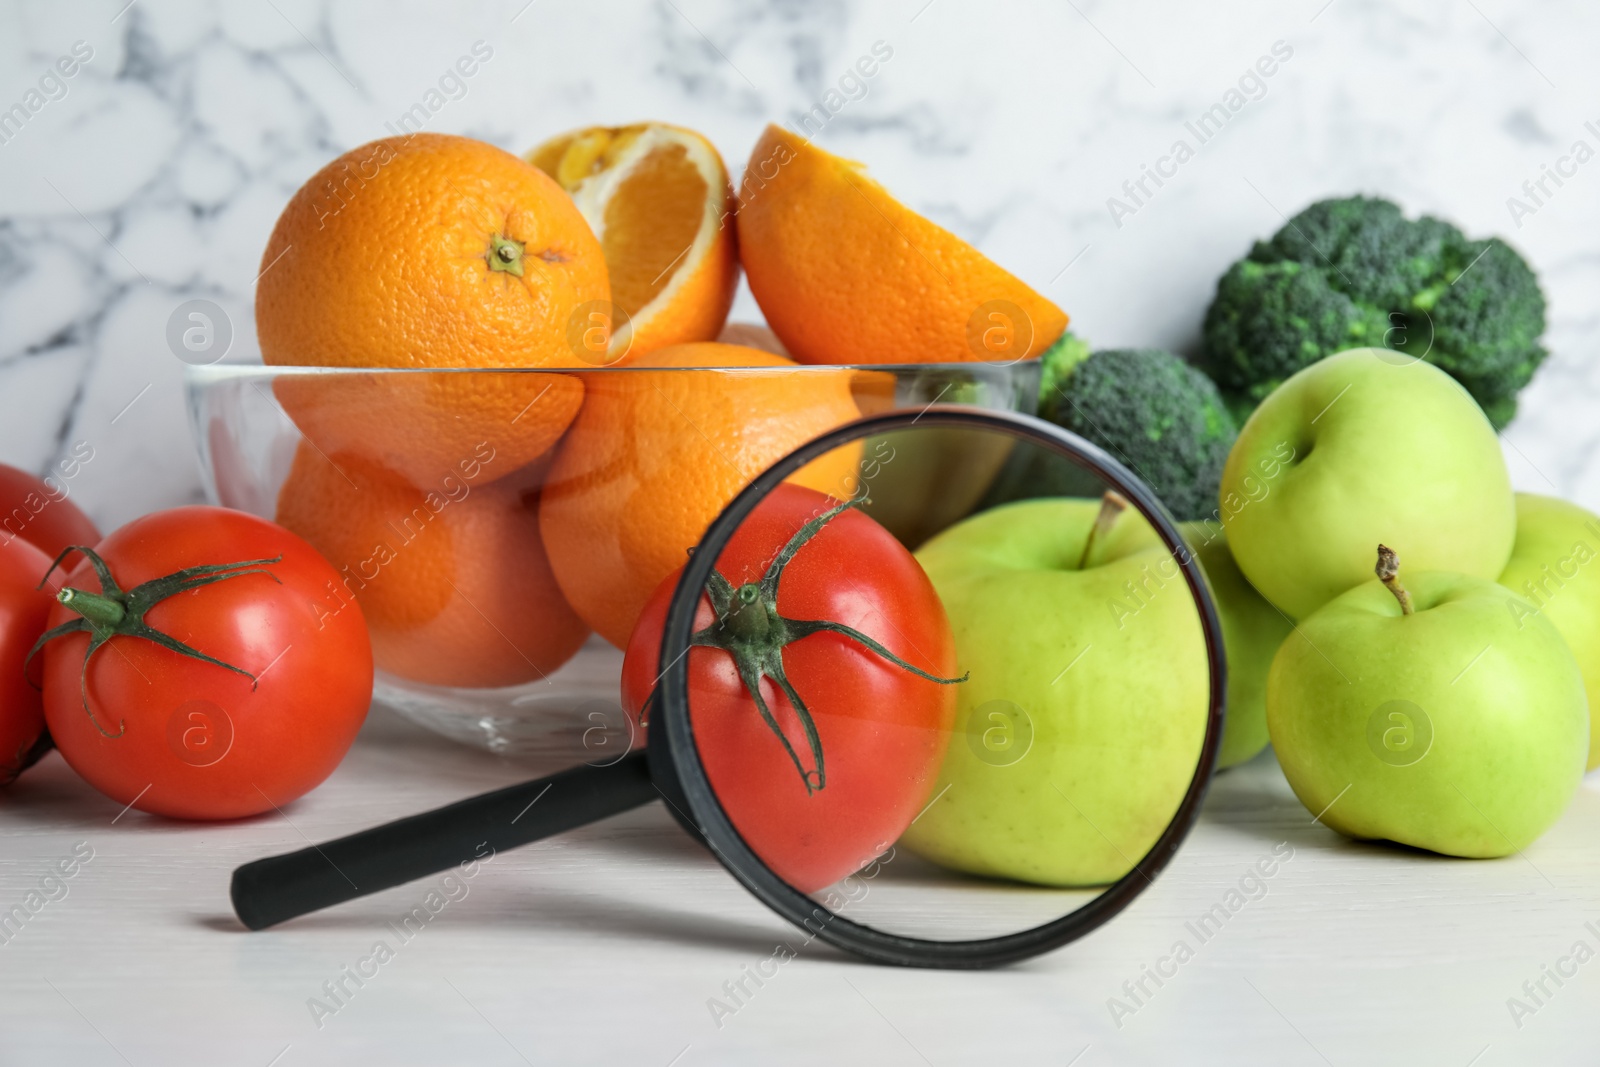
<box><xmin>647</xmin><ymin>416</ymin><xmax>1221</xmax><ymax>947</ymax></box>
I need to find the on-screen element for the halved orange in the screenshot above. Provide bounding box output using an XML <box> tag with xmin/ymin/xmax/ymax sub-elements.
<box><xmin>528</xmin><ymin>123</ymin><xmax>738</xmax><ymax>360</ymax></box>
<box><xmin>737</xmin><ymin>124</ymin><xmax>1068</xmax><ymax>365</ymax></box>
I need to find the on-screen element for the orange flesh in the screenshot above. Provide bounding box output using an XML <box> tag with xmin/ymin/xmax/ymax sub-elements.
<box><xmin>602</xmin><ymin>142</ymin><xmax>709</xmax><ymax>319</ymax></box>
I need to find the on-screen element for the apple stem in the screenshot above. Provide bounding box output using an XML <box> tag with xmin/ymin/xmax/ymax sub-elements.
<box><xmin>1375</xmin><ymin>544</ymin><xmax>1414</xmax><ymax>615</ymax></box>
<box><xmin>1079</xmin><ymin>491</ymin><xmax>1128</xmax><ymax>570</ymax></box>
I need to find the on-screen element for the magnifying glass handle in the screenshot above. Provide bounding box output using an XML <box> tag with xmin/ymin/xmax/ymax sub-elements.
<box><xmin>231</xmin><ymin>751</ymin><xmax>655</xmax><ymax>930</ymax></box>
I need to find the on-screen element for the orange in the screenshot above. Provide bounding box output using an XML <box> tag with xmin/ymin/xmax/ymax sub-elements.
<box><xmin>270</xmin><ymin>369</ymin><xmax>584</xmax><ymax>496</ymax></box>
<box><xmin>540</xmin><ymin>343</ymin><xmax>862</xmax><ymax>647</ymax></box>
<box><xmin>274</xmin><ymin>442</ymin><xmax>588</xmax><ymax>689</ymax></box>
<box><xmin>736</xmin><ymin>124</ymin><xmax>1068</xmax><ymax>365</ymax></box>
<box><xmin>528</xmin><ymin>123</ymin><xmax>738</xmax><ymax>359</ymax></box>
<box><xmin>256</xmin><ymin>133</ymin><xmax>611</xmax><ymax>487</ymax></box>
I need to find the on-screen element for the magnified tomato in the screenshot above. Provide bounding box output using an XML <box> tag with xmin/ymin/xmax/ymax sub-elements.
<box><xmin>36</xmin><ymin>506</ymin><xmax>373</xmax><ymax>820</ymax></box>
<box><xmin>0</xmin><ymin>536</ymin><xmax>63</xmax><ymax>784</ymax></box>
<box><xmin>622</xmin><ymin>483</ymin><xmax>960</xmax><ymax>892</ymax></box>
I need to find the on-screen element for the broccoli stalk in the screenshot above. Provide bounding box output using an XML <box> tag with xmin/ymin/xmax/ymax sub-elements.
<box><xmin>1200</xmin><ymin>195</ymin><xmax>1547</xmax><ymax>429</ymax></box>
<box><xmin>1035</xmin><ymin>335</ymin><xmax>1237</xmax><ymax>521</ymax></box>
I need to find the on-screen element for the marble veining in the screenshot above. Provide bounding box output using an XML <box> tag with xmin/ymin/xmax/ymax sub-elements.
<box><xmin>0</xmin><ymin>0</ymin><xmax>1596</xmax><ymax>530</ymax></box>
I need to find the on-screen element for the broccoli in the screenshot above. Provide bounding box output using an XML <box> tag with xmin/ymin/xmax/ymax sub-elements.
<box><xmin>1201</xmin><ymin>195</ymin><xmax>1547</xmax><ymax>429</ymax></box>
<box><xmin>1036</xmin><ymin>330</ymin><xmax>1092</xmax><ymax>406</ymax></box>
<box><xmin>1035</xmin><ymin>336</ymin><xmax>1237</xmax><ymax>521</ymax></box>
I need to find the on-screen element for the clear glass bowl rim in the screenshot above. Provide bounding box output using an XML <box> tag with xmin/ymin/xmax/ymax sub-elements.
<box><xmin>184</xmin><ymin>359</ymin><xmax>1041</xmax><ymax>383</ymax></box>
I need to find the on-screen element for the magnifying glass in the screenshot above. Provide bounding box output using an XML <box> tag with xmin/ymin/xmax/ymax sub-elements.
<box><xmin>231</xmin><ymin>407</ymin><xmax>1226</xmax><ymax>968</ymax></box>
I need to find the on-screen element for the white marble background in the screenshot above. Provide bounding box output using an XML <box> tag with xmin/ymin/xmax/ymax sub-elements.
<box><xmin>1</xmin><ymin>0</ymin><xmax>1597</xmax><ymax>530</ymax></box>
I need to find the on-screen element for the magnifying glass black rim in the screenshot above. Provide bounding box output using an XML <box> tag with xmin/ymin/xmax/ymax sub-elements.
<box><xmin>655</xmin><ymin>404</ymin><xmax>1228</xmax><ymax>969</ymax></box>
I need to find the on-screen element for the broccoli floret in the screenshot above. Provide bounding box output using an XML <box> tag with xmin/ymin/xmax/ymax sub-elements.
<box><xmin>1429</xmin><ymin>237</ymin><xmax>1548</xmax><ymax>417</ymax></box>
<box><xmin>1201</xmin><ymin>195</ymin><xmax>1547</xmax><ymax>429</ymax></box>
<box><xmin>1250</xmin><ymin>195</ymin><xmax>1465</xmax><ymax>311</ymax></box>
<box><xmin>1037</xmin><ymin>339</ymin><xmax>1237</xmax><ymax>521</ymax></box>
<box><xmin>1203</xmin><ymin>260</ymin><xmax>1390</xmax><ymax>404</ymax></box>
<box><xmin>1036</xmin><ymin>329</ymin><xmax>1091</xmax><ymax>406</ymax></box>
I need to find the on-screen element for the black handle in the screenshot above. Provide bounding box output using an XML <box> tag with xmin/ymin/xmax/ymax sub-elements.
<box><xmin>231</xmin><ymin>751</ymin><xmax>656</xmax><ymax>930</ymax></box>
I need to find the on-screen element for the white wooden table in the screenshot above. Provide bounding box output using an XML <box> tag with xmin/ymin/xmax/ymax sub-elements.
<box><xmin>1</xmin><ymin>703</ymin><xmax>1595</xmax><ymax>1066</ymax></box>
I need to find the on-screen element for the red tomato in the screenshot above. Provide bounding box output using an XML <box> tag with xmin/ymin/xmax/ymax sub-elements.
<box><xmin>0</xmin><ymin>537</ymin><xmax>63</xmax><ymax>784</ymax></box>
<box><xmin>39</xmin><ymin>506</ymin><xmax>373</xmax><ymax>820</ymax></box>
<box><xmin>0</xmin><ymin>462</ymin><xmax>100</xmax><ymax>558</ymax></box>
<box><xmin>622</xmin><ymin>484</ymin><xmax>959</xmax><ymax>893</ymax></box>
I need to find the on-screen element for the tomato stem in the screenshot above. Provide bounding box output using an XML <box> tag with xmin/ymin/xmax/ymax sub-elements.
<box><xmin>688</xmin><ymin>498</ymin><xmax>966</xmax><ymax>795</ymax></box>
<box><xmin>57</xmin><ymin>587</ymin><xmax>125</xmax><ymax>628</ymax></box>
<box><xmin>24</xmin><ymin>546</ymin><xmax>285</xmax><ymax>739</ymax></box>
<box><xmin>722</xmin><ymin>584</ymin><xmax>774</xmax><ymax>642</ymax></box>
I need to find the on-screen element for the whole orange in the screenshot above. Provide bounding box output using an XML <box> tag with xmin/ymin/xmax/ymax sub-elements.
<box><xmin>737</xmin><ymin>124</ymin><xmax>1068</xmax><ymax>365</ymax></box>
<box><xmin>256</xmin><ymin>133</ymin><xmax>611</xmax><ymax>487</ymax></box>
<box><xmin>275</xmin><ymin>442</ymin><xmax>588</xmax><ymax>689</ymax></box>
<box><xmin>540</xmin><ymin>343</ymin><xmax>862</xmax><ymax>648</ymax></box>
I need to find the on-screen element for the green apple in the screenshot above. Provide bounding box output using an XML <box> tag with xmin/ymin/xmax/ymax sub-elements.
<box><xmin>1268</xmin><ymin>546</ymin><xmax>1587</xmax><ymax>857</ymax></box>
<box><xmin>901</xmin><ymin>495</ymin><xmax>1211</xmax><ymax>886</ymax></box>
<box><xmin>1222</xmin><ymin>348</ymin><xmax>1515</xmax><ymax>620</ymax></box>
<box><xmin>1499</xmin><ymin>493</ymin><xmax>1600</xmax><ymax>769</ymax></box>
<box><xmin>1180</xmin><ymin>521</ymin><xmax>1292</xmax><ymax>768</ymax></box>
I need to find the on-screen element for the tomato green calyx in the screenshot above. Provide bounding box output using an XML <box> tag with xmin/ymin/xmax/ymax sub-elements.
<box><xmin>690</xmin><ymin>498</ymin><xmax>967</xmax><ymax>796</ymax></box>
<box><xmin>487</xmin><ymin>234</ymin><xmax>526</xmax><ymax>277</ymax></box>
<box><xmin>24</xmin><ymin>546</ymin><xmax>284</xmax><ymax>739</ymax></box>
<box><xmin>3</xmin><ymin>729</ymin><xmax>54</xmax><ymax>787</ymax></box>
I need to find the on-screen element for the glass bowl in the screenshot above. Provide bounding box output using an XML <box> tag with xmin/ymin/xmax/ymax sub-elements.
<box><xmin>184</xmin><ymin>360</ymin><xmax>1038</xmax><ymax>760</ymax></box>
